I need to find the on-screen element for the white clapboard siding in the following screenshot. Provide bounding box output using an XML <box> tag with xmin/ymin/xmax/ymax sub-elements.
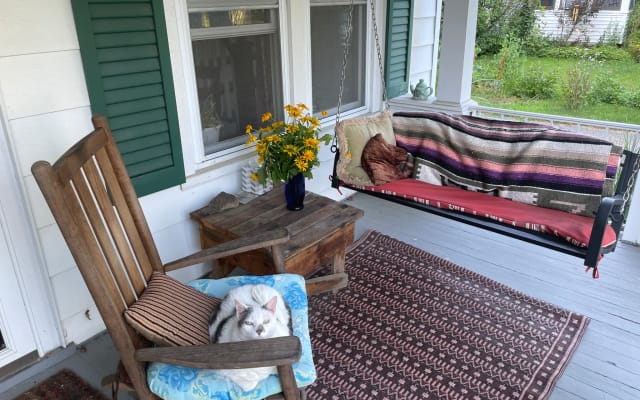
<box><xmin>537</xmin><ymin>9</ymin><xmax>629</xmax><ymax>44</ymax></box>
<box><xmin>9</xmin><ymin>108</ymin><xmax>93</xmax><ymax>178</ymax></box>
<box><xmin>0</xmin><ymin>51</ymin><xmax>90</xmax><ymax>119</ymax></box>
<box><xmin>409</xmin><ymin>0</ymin><xmax>438</xmax><ymax>90</ymax></box>
<box><xmin>0</xmin><ymin>0</ymin><xmax>79</xmax><ymax>57</ymax></box>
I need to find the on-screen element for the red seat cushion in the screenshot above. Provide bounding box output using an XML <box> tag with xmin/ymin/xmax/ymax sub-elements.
<box><xmin>353</xmin><ymin>178</ymin><xmax>617</xmax><ymax>249</ymax></box>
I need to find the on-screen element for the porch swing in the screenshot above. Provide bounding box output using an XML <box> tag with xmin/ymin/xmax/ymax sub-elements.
<box><xmin>329</xmin><ymin>0</ymin><xmax>640</xmax><ymax>277</ymax></box>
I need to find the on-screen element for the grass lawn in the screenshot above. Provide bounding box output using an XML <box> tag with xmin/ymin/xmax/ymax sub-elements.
<box><xmin>472</xmin><ymin>55</ymin><xmax>640</xmax><ymax>125</ymax></box>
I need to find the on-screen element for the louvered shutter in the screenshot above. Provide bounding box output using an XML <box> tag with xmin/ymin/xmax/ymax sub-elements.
<box><xmin>72</xmin><ymin>0</ymin><xmax>185</xmax><ymax>197</ymax></box>
<box><xmin>385</xmin><ymin>0</ymin><xmax>414</xmax><ymax>99</ymax></box>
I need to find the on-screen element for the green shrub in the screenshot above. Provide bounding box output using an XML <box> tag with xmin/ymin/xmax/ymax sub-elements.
<box><xmin>476</xmin><ymin>0</ymin><xmax>539</xmax><ymax>56</ymax></box>
<box><xmin>627</xmin><ymin>32</ymin><xmax>640</xmax><ymax>62</ymax></box>
<box><xmin>503</xmin><ymin>69</ymin><xmax>557</xmax><ymax>99</ymax></box>
<box><xmin>535</xmin><ymin>44</ymin><xmax>631</xmax><ymax>61</ymax></box>
<box><xmin>495</xmin><ymin>37</ymin><xmax>523</xmax><ymax>83</ymax></box>
<box><xmin>561</xmin><ymin>64</ymin><xmax>592</xmax><ymax>111</ymax></box>
<box><xmin>589</xmin><ymin>75</ymin><xmax>626</xmax><ymax>105</ymax></box>
<box><xmin>523</xmin><ymin>31</ymin><xmax>554</xmax><ymax>57</ymax></box>
<box><xmin>627</xmin><ymin>89</ymin><xmax>640</xmax><ymax>109</ymax></box>
<box><xmin>624</xmin><ymin>2</ymin><xmax>640</xmax><ymax>45</ymax></box>
<box><xmin>624</xmin><ymin>4</ymin><xmax>640</xmax><ymax>62</ymax></box>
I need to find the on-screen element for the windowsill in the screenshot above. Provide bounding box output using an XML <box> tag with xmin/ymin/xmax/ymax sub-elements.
<box><xmin>181</xmin><ymin>148</ymin><xmax>256</xmax><ymax>191</ymax></box>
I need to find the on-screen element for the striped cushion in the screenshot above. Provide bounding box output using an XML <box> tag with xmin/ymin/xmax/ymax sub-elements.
<box><xmin>346</xmin><ymin>178</ymin><xmax>618</xmax><ymax>249</ymax></box>
<box><xmin>124</xmin><ymin>272</ymin><xmax>220</xmax><ymax>346</ymax></box>
<box><xmin>394</xmin><ymin>112</ymin><xmax>615</xmax><ymax>217</ymax></box>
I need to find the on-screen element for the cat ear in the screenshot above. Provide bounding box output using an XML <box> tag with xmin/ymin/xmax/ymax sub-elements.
<box><xmin>264</xmin><ymin>296</ymin><xmax>278</xmax><ymax>313</ymax></box>
<box><xmin>234</xmin><ymin>299</ymin><xmax>248</xmax><ymax>317</ymax></box>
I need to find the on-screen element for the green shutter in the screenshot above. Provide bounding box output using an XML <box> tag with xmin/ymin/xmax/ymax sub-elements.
<box><xmin>72</xmin><ymin>0</ymin><xmax>185</xmax><ymax>197</ymax></box>
<box><xmin>385</xmin><ymin>0</ymin><xmax>414</xmax><ymax>99</ymax></box>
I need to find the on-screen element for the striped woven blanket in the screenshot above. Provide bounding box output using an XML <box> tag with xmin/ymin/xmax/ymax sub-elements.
<box><xmin>393</xmin><ymin>112</ymin><xmax>618</xmax><ymax>217</ymax></box>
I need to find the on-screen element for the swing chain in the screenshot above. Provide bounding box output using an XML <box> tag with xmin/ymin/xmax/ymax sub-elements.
<box><xmin>334</xmin><ymin>0</ymin><xmax>355</xmax><ymax>139</ymax></box>
<box><xmin>369</xmin><ymin>0</ymin><xmax>389</xmax><ymax>111</ymax></box>
<box><xmin>332</xmin><ymin>0</ymin><xmax>387</xmax><ymax>154</ymax></box>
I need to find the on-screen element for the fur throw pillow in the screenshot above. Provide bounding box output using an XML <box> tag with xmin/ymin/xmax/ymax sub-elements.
<box><xmin>361</xmin><ymin>133</ymin><xmax>413</xmax><ymax>185</ymax></box>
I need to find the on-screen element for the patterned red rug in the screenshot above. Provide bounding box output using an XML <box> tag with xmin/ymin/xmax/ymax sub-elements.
<box><xmin>14</xmin><ymin>368</ymin><xmax>107</xmax><ymax>400</ymax></box>
<box><xmin>306</xmin><ymin>231</ymin><xmax>589</xmax><ymax>400</ymax></box>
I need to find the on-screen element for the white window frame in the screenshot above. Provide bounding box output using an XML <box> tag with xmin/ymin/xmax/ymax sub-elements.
<box><xmin>163</xmin><ymin>0</ymin><xmax>384</xmax><ymax>178</ymax></box>
<box><xmin>189</xmin><ymin>7</ymin><xmax>283</xmax><ymax>155</ymax></box>
<box><xmin>310</xmin><ymin>0</ymin><xmax>368</xmax><ymax>118</ymax></box>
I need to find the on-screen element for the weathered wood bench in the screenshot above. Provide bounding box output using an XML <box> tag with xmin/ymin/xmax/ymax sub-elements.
<box><xmin>332</xmin><ymin>112</ymin><xmax>640</xmax><ymax>277</ymax></box>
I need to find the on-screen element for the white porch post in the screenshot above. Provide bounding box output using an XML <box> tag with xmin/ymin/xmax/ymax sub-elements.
<box><xmin>430</xmin><ymin>0</ymin><xmax>478</xmax><ymax>114</ymax></box>
<box><xmin>622</xmin><ymin>180</ymin><xmax>640</xmax><ymax>245</ymax></box>
<box><xmin>283</xmin><ymin>0</ymin><xmax>312</xmax><ymax>107</ymax></box>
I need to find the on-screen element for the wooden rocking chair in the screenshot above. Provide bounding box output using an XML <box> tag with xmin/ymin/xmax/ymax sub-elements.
<box><xmin>31</xmin><ymin>115</ymin><xmax>343</xmax><ymax>399</ymax></box>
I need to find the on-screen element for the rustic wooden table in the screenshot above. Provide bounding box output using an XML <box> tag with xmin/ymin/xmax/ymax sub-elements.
<box><xmin>190</xmin><ymin>189</ymin><xmax>364</xmax><ymax>278</ymax></box>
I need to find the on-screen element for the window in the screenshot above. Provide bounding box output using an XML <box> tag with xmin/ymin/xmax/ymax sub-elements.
<box><xmin>188</xmin><ymin>1</ymin><xmax>283</xmax><ymax>156</ymax></box>
<box><xmin>601</xmin><ymin>0</ymin><xmax>622</xmax><ymax>10</ymax></box>
<box><xmin>539</xmin><ymin>0</ymin><xmax>555</xmax><ymax>8</ymax></box>
<box><xmin>310</xmin><ymin>1</ymin><xmax>367</xmax><ymax>117</ymax></box>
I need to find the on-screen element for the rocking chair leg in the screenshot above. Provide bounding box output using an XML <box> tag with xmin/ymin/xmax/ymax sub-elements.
<box><xmin>277</xmin><ymin>364</ymin><xmax>300</xmax><ymax>400</ymax></box>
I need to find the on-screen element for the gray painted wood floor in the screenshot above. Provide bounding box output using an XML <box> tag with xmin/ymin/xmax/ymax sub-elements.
<box><xmin>1</xmin><ymin>192</ymin><xmax>639</xmax><ymax>399</ymax></box>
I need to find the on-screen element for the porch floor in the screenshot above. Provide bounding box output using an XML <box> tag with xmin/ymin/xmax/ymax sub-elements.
<box><xmin>1</xmin><ymin>192</ymin><xmax>640</xmax><ymax>400</ymax></box>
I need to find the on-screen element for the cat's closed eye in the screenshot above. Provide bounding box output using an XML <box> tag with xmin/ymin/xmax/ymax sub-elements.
<box><xmin>263</xmin><ymin>319</ymin><xmax>270</xmax><ymax>324</ymax></box>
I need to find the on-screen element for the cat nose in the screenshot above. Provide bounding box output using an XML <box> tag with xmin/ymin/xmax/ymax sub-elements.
<box><xmin>256</xmin><ymin>326</ymin><xmax>264</xmax><ymax>335</ymax></box>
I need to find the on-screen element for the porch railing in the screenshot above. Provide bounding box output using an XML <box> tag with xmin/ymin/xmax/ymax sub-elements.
<box><xmin>469</xmin><ymin>105</ymin><xmax>640</xmax><ymax>149</ymax></box>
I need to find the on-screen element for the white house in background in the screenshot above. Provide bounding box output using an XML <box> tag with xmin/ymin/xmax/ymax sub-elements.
<box><xmin>1</xmin><ymin>0</ymin><xmax>639</xmax><ymax>378</ymax></box>
<box><xmin>537</xmin><ymin>0</ymin><xmax>635</xmax><ymax>44</ymax></box>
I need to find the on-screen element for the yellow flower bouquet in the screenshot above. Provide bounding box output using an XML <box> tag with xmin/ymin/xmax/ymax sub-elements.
<box><xmin>246</xmin><ymin>103</ymin><xmax>332</xmax><ymax>185</ymax></box>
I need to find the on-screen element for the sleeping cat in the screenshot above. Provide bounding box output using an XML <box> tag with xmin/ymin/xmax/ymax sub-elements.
<box><xmin>208</xmin><ymin>284</ymin><xmax>292</xmax><ymax>391</ymax></box>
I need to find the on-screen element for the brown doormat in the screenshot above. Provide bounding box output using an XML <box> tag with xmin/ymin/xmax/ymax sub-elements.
<box><xmin>14</xmin><ymin>368</ymin><xmax>107</xmax><ymax>400</ymax></box>
<box><xmin>306</xmin><ymin>231</ymin><xmax>589</xmax><ymax>400</ymax></box>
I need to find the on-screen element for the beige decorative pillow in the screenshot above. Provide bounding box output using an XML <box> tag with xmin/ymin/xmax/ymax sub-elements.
<box><xmin>124</xmin><ymin>272</ymin><xmax>220</xmax><ymax>347</ymax></box>
<box><xmin>336</xmin><ymin>111</ymin><xmax>395</xmax><ymax>186</ymax></box>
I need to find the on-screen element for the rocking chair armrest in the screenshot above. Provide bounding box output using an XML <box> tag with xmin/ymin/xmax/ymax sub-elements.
<box><xmin>134</xmin><ymin>336</ymin><xmax>301</xmax><ymax>369</ymax></box>
<box><xmin>163</xmin><ymin>228</ymin><xmax>290</xmax><ymax>272</ymax></box>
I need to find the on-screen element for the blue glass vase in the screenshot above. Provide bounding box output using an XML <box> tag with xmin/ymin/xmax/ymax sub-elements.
<box><xmin>284</xmin><ymin>173</ymin><xmax>305</xmax><ymax>211</ymax></box>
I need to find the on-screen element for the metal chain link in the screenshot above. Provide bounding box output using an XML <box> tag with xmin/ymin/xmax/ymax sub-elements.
<box><xmin>332</xmin><ymin>0</ymin><xmax>388</xmax><ymax>151</ymax></box>
<box><xmin>333</xmin><ymin>0</ymin><xmax>355</xmax><ymax>144</ymax></box>
<box><xmin>369</xmin><ymin>0</ymin><xmax>389</xmax><ymax>111</ymax></box>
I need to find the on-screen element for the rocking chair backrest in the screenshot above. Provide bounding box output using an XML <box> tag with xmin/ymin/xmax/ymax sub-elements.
<box><xmin>31</xmin><ymin>114</ymin><xmax>163</xmax><ymax>398</ymax></box>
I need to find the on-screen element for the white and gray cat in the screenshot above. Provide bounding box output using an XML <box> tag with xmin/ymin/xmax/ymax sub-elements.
<box><xmin>209</xmin><ymin>284</ymin><xmax>292</xmax><ymax>391</ymax></box>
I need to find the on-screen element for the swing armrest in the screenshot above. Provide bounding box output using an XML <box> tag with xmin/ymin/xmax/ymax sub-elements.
<box><xmin>584</xmin><ymin>194</ymin><xmax>624</xmax><ymax>268</ymax></box>
<box><xmin>163</xmin><ymin>229</ymin><xmax>289</xmax><ymax>272</ymax></box>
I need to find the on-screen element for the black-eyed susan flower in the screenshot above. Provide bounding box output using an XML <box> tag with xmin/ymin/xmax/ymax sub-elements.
<box><xmin>245</xmin><ymin>103</ymin><xmax>332</xmax><ymax>185</ymax></box>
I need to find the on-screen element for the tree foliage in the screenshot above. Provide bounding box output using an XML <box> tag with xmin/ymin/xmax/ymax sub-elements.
<box><xmin>476</xmin><ymin>0</ymin><xmax>539</xmax><ymax>55</ymax></box>
<box><xmin>624</xmin><ymin>3</ymin><xmax>640</xmax><ymax>62</ymax></box>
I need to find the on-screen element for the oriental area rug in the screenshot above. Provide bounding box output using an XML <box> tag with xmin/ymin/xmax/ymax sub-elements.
<box><xmin>306</xmin><ymin>231</ymin><xmax>589</xmax><ymax>400</ymax></box>
<box><xmin>14</xmin><ymin>368</ymin><xmax>107</xmax><ymax>400</ymax></box>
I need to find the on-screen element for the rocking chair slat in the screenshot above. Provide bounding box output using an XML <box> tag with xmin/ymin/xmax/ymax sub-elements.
<box><xmin>83</xmin><ymin>157</ymin><xmax>144</xmax><ymax>304</ymax></box>
<box><xmin>94</xmin><ymin>114</ymin><xmax>164</xmax><ymax>280</ymax></box>
<box><xmin>93</xmin><ymin>149</ymin><xmax>149</xmax><ymax>294</ymax></box>
<box><xmin>71</xmin><ymin>163</ymin><xmax>137</xmax><ymax>306</ymax></box>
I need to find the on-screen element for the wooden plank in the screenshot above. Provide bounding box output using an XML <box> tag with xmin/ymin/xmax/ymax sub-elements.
<box><xmin>70</xmin><ymin>166</ymin><xmax>135</xmax><ymax>306</ymax></box>
<box><xmin>95</xmin><ymin>149</ymin><xmax>152</xmax><ymax>291</ymax></box>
